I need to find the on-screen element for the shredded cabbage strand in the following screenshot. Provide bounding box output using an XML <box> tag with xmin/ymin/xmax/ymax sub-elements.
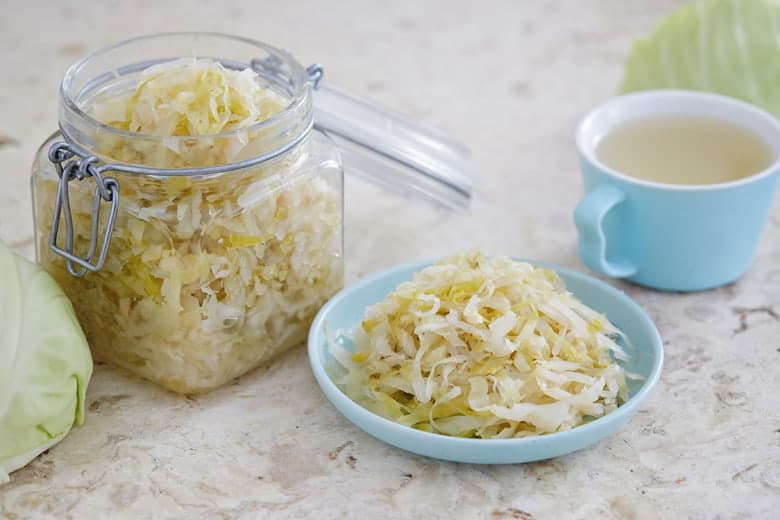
<box><xmin>92</xmin><ymin>57</ymin><xmax>283</xmax><ymax>137</ymax></box>
<box><xmin>332</xmin><ymin>252</ymin><xmax>630</xmax><ymax>439</ymax></box>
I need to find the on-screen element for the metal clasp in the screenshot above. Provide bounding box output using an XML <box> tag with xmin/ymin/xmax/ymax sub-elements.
<box><xmin>48</xmin><ymin>142</ymin><xmax>120</xmax><ymax>277</ymax></box>
<box><xmin>250</xmin><ymin>55</ymin><xmax>324</xmax><ymax>90</ymax></box>
<box><xmin>306</xmin><ymin>64</ymin><xmax>324</xmax><ymax>89</ymax></box>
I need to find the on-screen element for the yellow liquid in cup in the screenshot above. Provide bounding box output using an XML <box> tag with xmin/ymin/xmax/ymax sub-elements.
<box><xmin>596</xmin><ymin>116</ymin><xmax>774</xmax><ymax>185</ymax></box>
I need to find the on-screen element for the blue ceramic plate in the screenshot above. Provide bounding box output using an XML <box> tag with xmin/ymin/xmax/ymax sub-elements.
<box><xmin>307</xmin><ymin>259</ymin><xmax>663</xmax><ymax>464</ymax></box>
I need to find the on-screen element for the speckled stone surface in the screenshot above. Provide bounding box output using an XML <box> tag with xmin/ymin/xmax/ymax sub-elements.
<box><xmin>1</xmin><ymin>1</ymin><xmax>779</xmax><ymax>518</ymax></box>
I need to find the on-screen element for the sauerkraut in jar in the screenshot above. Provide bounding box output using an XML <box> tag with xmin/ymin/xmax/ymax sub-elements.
<box><xmin>31</xmin><ymin>33</ymin><xmax>471</xmax><ymax>394</ymax></box>
<box><xmin>32</xmin><ymin>35</ymin><xmax>343</xmax><ymax>394</ymax></box>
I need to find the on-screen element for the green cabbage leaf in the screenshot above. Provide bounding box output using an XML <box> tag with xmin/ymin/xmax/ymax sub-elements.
<box><xmin>0</xmin><ymin>241</ymin><xmax>93</xmax><ymax>483</ymax></box>
<box><xmin>621</xmin><ymin>0</ymin><xmax>780</xmax><ymax>118</ymax></box>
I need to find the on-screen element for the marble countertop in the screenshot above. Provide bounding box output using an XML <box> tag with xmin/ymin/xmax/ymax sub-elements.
<box><xmin>2</xmin><ymin>0</ymin><xmax>779</xmax><ymax>518</ymax></box>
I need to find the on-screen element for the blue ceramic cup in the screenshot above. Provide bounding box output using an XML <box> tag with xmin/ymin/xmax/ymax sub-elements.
<box><xmin>574</xmin><ymin>90</ymin><xmax>780</xmax><ymax>292</ymax></box>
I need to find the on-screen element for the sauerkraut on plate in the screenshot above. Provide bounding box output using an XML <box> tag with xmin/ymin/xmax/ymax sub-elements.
<box><xmin>34</xmin><ymin>58</ymin><xmax>343</xmax><ymax>394</ymax></box>
<box><xmin>330</xmin><ymin>252</ymin><xmax>633</xmax><ymax>439</ymax></box>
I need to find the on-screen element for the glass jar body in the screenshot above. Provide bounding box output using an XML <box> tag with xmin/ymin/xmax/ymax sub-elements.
<box><xmin>32</xmin><ymin>130</ymin><xmax>343</xmax><ymax>394</ymax></box>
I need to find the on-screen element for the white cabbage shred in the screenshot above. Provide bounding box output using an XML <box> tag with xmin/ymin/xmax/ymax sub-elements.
<box><xmin>34</xmin><ymin>58</ymin><xmax>342</xmax><ymax>394</ymax></box>
<box><xmin>332</xmin><ymin>252</ymin><xmax>630</xmax><ymax>438</ymax></box>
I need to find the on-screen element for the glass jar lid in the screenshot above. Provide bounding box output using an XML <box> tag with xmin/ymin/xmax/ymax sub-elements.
<box><xmin>312</xmin><ymin>82</ymin><xmax>471</xmax><ymax>209</ymax></box>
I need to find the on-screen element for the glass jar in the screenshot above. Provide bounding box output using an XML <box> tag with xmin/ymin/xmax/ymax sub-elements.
<box><xmin>31</xmin><ymin>33</ymin><xmax>470</xmax><ymax>395</ymax></box>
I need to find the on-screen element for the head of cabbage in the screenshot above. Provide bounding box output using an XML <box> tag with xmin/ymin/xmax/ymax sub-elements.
<box><xmin>0</xmin><ymin>240</ymin><xmax>92</xmax><ymax>484</ymax></box>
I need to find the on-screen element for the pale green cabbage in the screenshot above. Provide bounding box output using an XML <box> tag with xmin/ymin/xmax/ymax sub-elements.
<box><xmin>0</xmin><ymin>241</ymin><xmax>92</xmax><ymax>484</ymax></box>
<box><xmin>332</xmin><ymin>252</ymin><xmax>630</xmax><ymax>439</ymax></box>
<box><xmin>621</xmin><ymin>0</ymin><xmax>780</xmax><ymax>118</ymax></box>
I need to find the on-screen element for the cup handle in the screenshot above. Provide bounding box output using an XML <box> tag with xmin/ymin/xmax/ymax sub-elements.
<box><xmin>574</xmin><ymin>184</ymin><xmax>638</xmax><ymax>278</ymax></box>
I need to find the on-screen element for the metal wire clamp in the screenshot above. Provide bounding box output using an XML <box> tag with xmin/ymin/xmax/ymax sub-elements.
<box><xmin>48</xmin><ymin>142</ymin><xmax>120</xmax><ymax>277</ymax></box>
